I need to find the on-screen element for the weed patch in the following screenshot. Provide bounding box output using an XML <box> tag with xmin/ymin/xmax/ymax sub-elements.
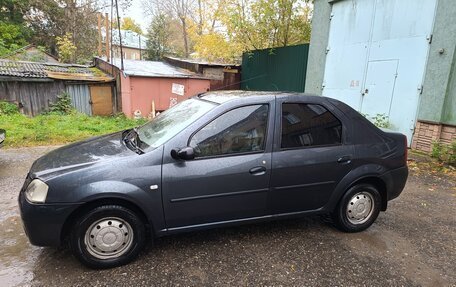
<box><xmin>0</xmin><ymin>112</ymin><xmax>147</xmax><ymax>148</ymax></box>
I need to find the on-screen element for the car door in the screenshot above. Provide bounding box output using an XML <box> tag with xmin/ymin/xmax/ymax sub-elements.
<box><xmin>162</xmin><ymin>101</ymin><xmax>275</xmax><ymax>228</ymax></box>
<box><xmin>270</xmin><ymin>99</ymin><xmax>354</xmax><ymax>214</ymax></box>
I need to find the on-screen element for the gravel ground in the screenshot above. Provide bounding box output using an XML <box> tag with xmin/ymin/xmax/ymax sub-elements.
<box><xmin>0</xmin><ymin>146</ymin><xmax>455</xmax><ymax>287</ymax></box>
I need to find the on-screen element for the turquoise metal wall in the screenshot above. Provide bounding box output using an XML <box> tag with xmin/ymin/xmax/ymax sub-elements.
<box><xmin>418</xmin><ymin>0</ymin><xmax>456</xmax><ymax>126</ymax></box>
<box><xmin>305</xmin><ymin>0</ymin><xmax>332</xmax><ymax>95</ymax></box>
<box><xmin>241</xmin><ymin>44</ymin><xmax>309</xmax><ymax>92</ymax></box>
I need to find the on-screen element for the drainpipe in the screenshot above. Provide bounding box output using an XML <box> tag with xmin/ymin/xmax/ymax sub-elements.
<box><xmin>110</xmin><ymin>0</ymin><xmax>114</xmax><ymax>65</ymax></box>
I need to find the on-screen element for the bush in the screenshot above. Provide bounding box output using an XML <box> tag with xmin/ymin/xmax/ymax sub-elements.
<box><xmin>362</xmin><ymin>113</ymin><xmax>390</xmax><ymax>128</ymax></box>
<box><xmin>47</xmin><ymin>92</ymin><xmax>75</xmax><ymax>115</ymax></box>
<box><xmin>372</xmin><ymin>113</ymin><xmax>390</xmax><ymax>128</ymax></box>
<box><xmin>0</xmin><ymin>101</ymin><xmax>19</xmax><ymax>115</ymax></box>
<box><xmin>431</xmin><ymin>140</ymin><xmax>456</xmax><ymax>165</ymax></box>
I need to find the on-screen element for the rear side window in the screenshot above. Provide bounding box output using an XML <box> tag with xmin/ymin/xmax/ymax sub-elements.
<box><xmin>190</xmin><ymin>104</ymin><xmax>269</xmax><ymax>157</ymax></box>
<box><xmin>281</xmin><ymin>103</ymin><xmax>342</xmax><ymax>148</ymax></box>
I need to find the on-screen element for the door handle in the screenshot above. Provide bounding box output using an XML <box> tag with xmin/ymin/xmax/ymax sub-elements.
<box><xmin>249</xmin><ymin>166</ymin><xmax>266</xmax><ymax>175</ymax></box>
<box><xmin>337</xmin><ymin>155</ymin><xmax>352</xmax><ymax>164</ymax></box>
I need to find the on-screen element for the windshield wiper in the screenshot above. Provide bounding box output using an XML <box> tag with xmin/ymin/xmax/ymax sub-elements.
<box><xmin>123</xmin><ymin>128</ymin><xmax>145</xmax><ymax>155</ymax></box>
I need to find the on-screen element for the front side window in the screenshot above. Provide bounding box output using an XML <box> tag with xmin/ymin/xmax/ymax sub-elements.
<box><xmin>190</xmin><ymin>105</ymin><xmax>269</xmax><ymax>157</ymax></box>
<box><xmin>281</xmin><ymin>103</ymin><xmax>342</xmax><ymax>148</ymax></box>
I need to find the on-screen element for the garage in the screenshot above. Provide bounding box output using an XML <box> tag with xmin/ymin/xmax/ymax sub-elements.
<box><xmin>319</xmin><ymin>0</ymin><xmax>437</xmax><ymax>144</ymax></box>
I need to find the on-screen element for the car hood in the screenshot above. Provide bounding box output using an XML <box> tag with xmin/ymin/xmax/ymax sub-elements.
<box><xmin>30</xmin><ymin>131</ymin><xmax>133</xmax><ymax>178</ymax></box>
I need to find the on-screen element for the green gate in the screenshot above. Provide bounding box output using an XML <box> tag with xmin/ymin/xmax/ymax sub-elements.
<box><xmin>241</xmin><ymin>44</ymin><xmax>309</xmax><ymax>92</ymax></box>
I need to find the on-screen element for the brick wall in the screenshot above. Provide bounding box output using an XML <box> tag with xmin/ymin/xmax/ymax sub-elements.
<box><xmin>412</xmin><ymin>121</ymin><xmax>456</xmax><ymax>152</ymax></box>
<box><xmin>440</xmin><ymin>125</ymin><xmax>456</xmax><ymax>145</ymax></box>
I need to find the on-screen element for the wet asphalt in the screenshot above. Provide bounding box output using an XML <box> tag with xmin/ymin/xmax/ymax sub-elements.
<box><xmin>0</xmin><ymin>146</ymin><xmax>455</xmax><ymax>287</ymax></box>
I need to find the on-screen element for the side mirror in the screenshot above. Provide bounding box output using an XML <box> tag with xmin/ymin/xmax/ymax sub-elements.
<box><xmin>171</xmin><ymin>146</ymin><xmax>195</xmax><ymax>160</ymax></box>
<box><xmin>0</xmin><ymin>129</ymin><xmax>5</xmax><ymax>147</ymax></box>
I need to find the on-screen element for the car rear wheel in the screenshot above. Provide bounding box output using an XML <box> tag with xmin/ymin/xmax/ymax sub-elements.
<box><xmin>332</xmin><ymin>184</ymin><xmax>381</xmax><ymax>232</ymax></box>
<box><xmin>69</xmin><ymin>205</ymin><xmax>146</xmax><ymax>269</ymax></box>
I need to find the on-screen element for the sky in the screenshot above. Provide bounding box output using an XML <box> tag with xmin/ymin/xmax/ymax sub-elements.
<box><xmin>124</xmin><ymin>0</ymin><xmax>150</xmax><ymax>32</ymax></box>
<box><xmin>106</xmin><ymin>0</ymin><xmax>150</xmax><ymax>34</ymax></box>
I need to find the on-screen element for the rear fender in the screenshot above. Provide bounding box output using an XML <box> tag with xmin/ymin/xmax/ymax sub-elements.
<box><xmin>324</xmin><ymin>164</ymin><xmax>388</xmax><ymax>212</ymax></box>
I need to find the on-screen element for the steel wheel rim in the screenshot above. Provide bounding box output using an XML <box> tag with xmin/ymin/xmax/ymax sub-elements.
<box><xmin>84</xmin><ymin>217</ymin><xmax>134</xmax><ymax>260</ymax></box>
<box><xmin>346</xmin><ymin>192</ymin><xmax>374</xmax><ymax>225</ymax></box>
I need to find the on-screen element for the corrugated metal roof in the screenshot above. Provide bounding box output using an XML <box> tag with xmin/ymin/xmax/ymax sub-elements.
<box><xmin>102</xmin><ymin>28</ymin><xmax>148</xmax><ymax>49</ymax></box>
<box><xmin>0</xmin><ymin>60</ymin><xmax>48</xmax><ymax>78</ymax></box>
<box><xmin>165</xmin><ymin>56</ymin><xmax>241</xmax><ymax>67</ymax></box>
<box><xmin>107</xmin><ymin>58</ymin><xmax>207</xmax><ymax>79</ymax></box>
<box><xmin>0</xmin><ymin>59</ymin><xmax>113</xmax><ymax>81</ymax></box>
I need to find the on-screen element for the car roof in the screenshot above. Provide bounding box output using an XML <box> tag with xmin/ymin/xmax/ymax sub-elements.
<box><xmin>198</xmin><ymin>90</ymin><xmax>325</xmax><ymax>104</ymax></box>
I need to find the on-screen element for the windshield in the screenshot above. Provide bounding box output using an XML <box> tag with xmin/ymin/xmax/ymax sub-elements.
<box><xmin>137</xmin><ymin>98</ymin><xmax>216</xmax><ymax>150</ymax></box>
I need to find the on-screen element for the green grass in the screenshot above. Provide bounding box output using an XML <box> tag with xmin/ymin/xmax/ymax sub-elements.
<box><xmin>0</xmin><ymin>112</ymin><xmax>147</xmax><ymax>148</ymax></box>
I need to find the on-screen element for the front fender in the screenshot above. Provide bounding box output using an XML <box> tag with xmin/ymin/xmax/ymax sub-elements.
<box><xmin>57</xmin><ymin>180</ymin><xmax>165</xmax><ymax>234</ymax></box>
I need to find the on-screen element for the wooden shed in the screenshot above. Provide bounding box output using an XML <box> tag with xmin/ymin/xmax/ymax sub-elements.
<box><xmin>164</xmin><ymin>56</ymin><xmax>241</xmax><ymax>91</ymax></box>
<box><xmin>0</xmin><ymin>60</ymin><xmax>115</xmax><ymax>116</ymax></box>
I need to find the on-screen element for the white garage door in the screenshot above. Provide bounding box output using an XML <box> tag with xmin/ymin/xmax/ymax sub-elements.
<box><xmin>322</xmin><ymin>0</ymin><xmax>437</xmax><ymax>144</ymax></box>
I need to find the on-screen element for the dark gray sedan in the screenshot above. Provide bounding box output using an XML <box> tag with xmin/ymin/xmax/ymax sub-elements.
<box><xmin>19</xmin><ymin>91</ymin><xmax>408</xmax><ymax>268</ymax></box>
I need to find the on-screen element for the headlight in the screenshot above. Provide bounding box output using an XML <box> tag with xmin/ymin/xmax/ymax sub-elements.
<box><xmin>25</xmin><ymin>179</ymin><xmax>49</xmax><ymax>203</ymax></box>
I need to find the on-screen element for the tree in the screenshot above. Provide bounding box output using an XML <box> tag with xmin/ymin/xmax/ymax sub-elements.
<box><xmin>26</xmin><ymin>0</ymin><xmax>101</xmax><ymax>63</ymax></box>
<box><xmin>25</xmin><ymin>0</ymin><xmax>133</xmax><ymax>63</ymax></box>
<box><xmin>142</xmin><ymin>0</ymin><xmax>312</xmax><ymax>62</ymax></box>
<box><xmin>0</xmin><ymin>0</ymin><xmax>31</xmax><ymax>56</ymax></box>
<box><xmin>122</xmin><ymin>17</ymin><xmax>143</xmax><ymax>34</ymax></box>
<box><xmin>56</xmin><ymin>32</ymin><xmax>77</xmax><ymax>63</ymax></box>
<box><xmin>192</xmin><ymin>32</ymin><xmax>242</xmax><ymax>62</ymax></box>
<box><xmin>0</xmin><ymin>23</ymin><xmax>29</xmax><ymax>56</ymax></box>
<box><xmin>143</xmin><ymin>0</ymin><xmax>195</xmax><ymax>57</ymax></box>
<box><xmin>145</xmin><ymin>14</ymin><xmax>171</xmax><ymax>60</ymax></box>
<box><xmin>112</xmin><ymin>17</ymin><xmax>143</xmax><ymax>34</ymax></box>
<box><xmin>221</xmin><ymin>0</ymin><xmax>312</xmax><ymax>51</ymax></box>
<box><xmin>191</xmin><ymin>0</ymin><xmax>313</xmax><ymax>61</ymax></box>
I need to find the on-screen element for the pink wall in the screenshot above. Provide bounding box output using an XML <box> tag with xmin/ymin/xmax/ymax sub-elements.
<box><xmin>120</xmin><ymin>75</ymin><xmax>131</xmax><ymax>116</ymax></box>
<box><xmin>121</xmin><ymin>76</ymin><xmax>210</xmax><ymax>118</ymax></box>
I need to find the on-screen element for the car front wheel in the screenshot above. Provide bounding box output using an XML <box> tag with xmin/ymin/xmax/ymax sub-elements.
<box><xmin>332</xmin><ymin>184</ymin><xmax>381</xmax><ymax>232</ymax></box>
<box><xmin>69</xmin><ymin>205</ymin><xmax>146</xmax><ymax>269</ymax></box>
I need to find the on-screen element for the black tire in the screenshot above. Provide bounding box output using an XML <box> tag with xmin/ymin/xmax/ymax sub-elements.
<box><xmin>331</xmin><ymin>184</ymin><xmax>381</xmax><ymax>232</ymax></box>
<box><xmin>69</xmin><ymin>205</ymin><xmax>146</xmax><ymax>269</ymax></box>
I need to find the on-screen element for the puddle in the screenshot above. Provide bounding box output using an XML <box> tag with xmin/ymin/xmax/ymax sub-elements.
<box><xmin>0</xmin><ymin>216</ymin><xmax>40</xmax><ymax>286</ymax></box>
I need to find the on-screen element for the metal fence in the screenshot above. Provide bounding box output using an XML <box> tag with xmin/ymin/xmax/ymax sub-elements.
<box><xmin>241</xmin><ymin>44</ymin><xmax>309</xmax><ymax>92</ymax></box>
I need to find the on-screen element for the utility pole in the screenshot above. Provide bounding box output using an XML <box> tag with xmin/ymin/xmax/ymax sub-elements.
<box><xmin>110</xmin><ymin>0</ymin><xmax>114</xmax><ymax>64</ymax></box>
<box><xmin>97</xmin><ymin>13</ymin><xmax>102</xmax><ymax>57</ymax></box>
<box><xmin>139</xmin><ymin>34</ymin><xmax>142</xmax><ymax>60</ymax></box>
<box><xmin>105</xmin><ymin>13</ymin><xmax>110</xmax><ymax>62</ymax></box>
<box><xmin>115</xmin><ymin>0</ymin><xmax>124</xmax><ymax>70</ymax></box>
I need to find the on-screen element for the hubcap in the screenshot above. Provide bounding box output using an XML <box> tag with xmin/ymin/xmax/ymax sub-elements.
<box><xmin>84</xmin><ymin>217</ymin><xmax>133</xmax><ymax>260</ymax></box>
<box><xmin>346</xmin><ymin>192</ymin><xmax>374</xmax><ymax>224</ymax></box>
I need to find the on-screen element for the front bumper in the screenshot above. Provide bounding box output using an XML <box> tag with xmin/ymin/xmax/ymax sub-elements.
<box><xmin>18</xmin><ymin>191</ymin><xmax>81</xmax><ymax>247</ymax></box>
